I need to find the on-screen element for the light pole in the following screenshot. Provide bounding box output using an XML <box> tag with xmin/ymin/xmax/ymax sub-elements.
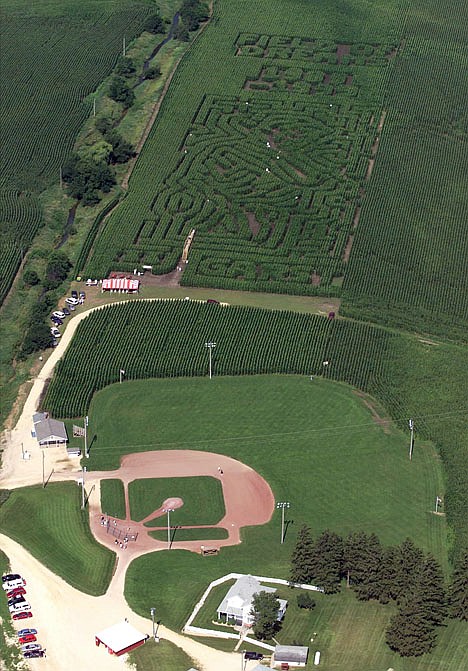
<box><xmin>276</xmin><ymin>501</ymin><xmax>290</xmax><ymax>544</ymax></box>
<box><xmin>409</xmin><ymin>418</ymin><xmax>414</xmax><ymax>461</ymax></box>
<box><xmin>150</xmin><ymin>608</ymin><xmax>156</xmax><ymax>640</ymax></box>
<box><xmin>119</xmin><ymin>368</ymin><xmax>125</xmax><ymax>384</ymax></box>
<box><xmin>435</xmin><ymin>496</ymin><xmax>442</xmax><ymax>513</ymax></box>
<box><xmin>205</xmin><ymin>342</ymin><xmax>216</xmax><ymax>379</ymax></box>
<box><xmin>163</xmin><ymin>508</ymin><xmax>174</xmax><ymax>549</ymax></box>
<box><xmin>81</xmin><ymin>466</ymin><xmax>87</xmax><ymax>510</ymax></box>
<box><xmin>84</xmin><ymin>415</ymin><xmax>89</xmax><ymax>458</ymax></box>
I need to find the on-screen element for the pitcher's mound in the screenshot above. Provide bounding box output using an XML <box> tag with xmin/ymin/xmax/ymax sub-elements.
<box><xmin>162</xmin><ymin>497</ymin><xmax>183</xmax><ymax>509</ymax></box>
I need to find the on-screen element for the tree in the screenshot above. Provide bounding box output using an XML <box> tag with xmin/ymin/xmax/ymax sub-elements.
<box><xmin>449</xmin><ymin>550</ymin><xmax>468</xmax><ymax>620</ymax></box>
<box><xmin>20</xmin><ymin>320</ymin><xmax>53</xmax><ymax>356</ymax></box>
<box><xmin>144</xmin><ymin>64</ymin><xmax>161</xmax><ymax>80</ymax></box>
<box><xmin>290</xmin><ymin>525</ymin><xmax>314</xmax><ymax>584</ymax></box>
<box><xmin>173</xmin><ymin>22</ymin><xmax>189</xmax><ymax>42</ymax></box>
<box><xmin>105</xmin><ymin>131</ymin><xmax>134</xmax><ymax>164</ymax></box>
<box><xmin>108</xmin><ymin>76</ymin><xmax>135</xmax><ymax>107</ymax></box>
<box><xmin>343</xmin><ymin>531</ymin><xmax>382</xmax><ymax>600</ymax></box>
<box><xmin>378</xmin><ymin>546</ymin><xmax>398</xmax><ymax>604</ymax></box>
<box><xmin>143</xmin><ymin>13</ymin><xmax>165</xmax><ymax>34</ymax></box>
<box><xmin>23</xmin><ymin>269</ymin><xmax>40</xmax><ymax>286</ymax></box>
<box><xmin>115</xmin><ymin>56</ymin><xmax>136</xmax><ymax>78</ymax></box>
<box><xmin>392</xmin><ymin>538</ymin><xmax>425</xmax><ymax>603</ymax></box>
<box><xmin>95</xmin><ymin>116</ymin><xmax>113</xmax><ymax>135</ymax></box>
<box><xmin>44</xmin><ymin>251</ymin><xmax>72</xmax><ymax>290</ymax></box>
<box><xmin>250</xmin><ymin>591</ymin><xmax>280</xmax><ymax>640</ymax></box>
<box><xmin>309</xmin><ymin>530</ymin><xmax>343</xmax><ymax>594</ymax></box>
<box><xmin>386</xmin><ymin>599</ymin><xmax>437</xmax><ymax>657</ymax></box>
<box><xmin>297</xmin><ymin>593</ymin><xmax>316</xmax><ymax>610</ymax></box>
<box><xmin>417</xmin><ymin>554</ymin><xmax>447</xmax><ymax>627</ymax></box>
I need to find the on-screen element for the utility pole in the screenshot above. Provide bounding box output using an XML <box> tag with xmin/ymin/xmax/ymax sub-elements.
<box><xmin>93</xmin><ymin>98</ymin><xmax>96</xmax><ymax>118</ymax></box>
<box><xmin>59</xmin><ymin>166</ymin><xmax>63</xmax><ymax>190</ymax></box>
<box><xmin>150</xmin><ymin>608</ymin><xmax>156</xmax><ymax>640</ymax></box>
<box><xmin>435</xmin><ymin>496</ymin><xmax>442</xmax><ymax>513</ymax></box>
<box><xmin>123</xmin><ymin>36</ymin><xmax>126</xmax><ymax>57</ymax></box>
<box><xmin>276</xmin><ymin>501</ymin><xmax>290</xmax><ymax>544</ymax></box>
<box><xmin>409</xmin><ymin>418</ymin><xmax>414</xmax><ymax>461</ymax></box>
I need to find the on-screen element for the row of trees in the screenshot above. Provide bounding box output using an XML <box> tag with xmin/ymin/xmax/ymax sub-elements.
<box><xmin>290</xmin><ymin>527</ymin><xmax>468</xmax><ymax>656</ymax></box>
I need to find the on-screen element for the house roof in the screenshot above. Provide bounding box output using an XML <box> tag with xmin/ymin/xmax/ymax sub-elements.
<box><xmin>96</xmin><ymin>620</ymin><xmax>147</xmax><ymax>653</ymax></box>
<box><xmin>274</xmin><ymin>645</ymin><xmax>309</xmax><ymax>663</ymax></box>
<box><xmin>33</xmin><ymin>414</ymin><xmax>68</xmax><ymax>443</ymax></box>
<box><xmin>217</xmin><ymin>575</ymin><xmax>276</xmax><ymax>616</ymax></box>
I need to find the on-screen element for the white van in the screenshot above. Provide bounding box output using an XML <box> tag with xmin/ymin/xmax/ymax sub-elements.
<box><xmin>9</xmin><ymin>601</ymin><xmax>31</xmax><ymax>614</ymax></box>
<box><xmin>2</xmin><ymin>577</ymin><xmax>25</xmax><ymax>591</ymax></box>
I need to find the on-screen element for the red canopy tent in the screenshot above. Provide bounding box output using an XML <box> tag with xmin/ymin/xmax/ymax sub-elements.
<box><xmin>101</xmin><ymin>278</ymin><xmax>139</xmax><ymax>292</ymax></box>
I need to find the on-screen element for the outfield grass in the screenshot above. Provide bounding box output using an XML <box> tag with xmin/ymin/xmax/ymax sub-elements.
<box><xmin>100</xmin><ymin>479</ymin><xmax>126</xmax><ymax>519</ymax></box>
<box><xmin>0</xmin><ymin>483</ymin><xmax>115</xmax><ymax>595</ymax></box>
<box><xmin>127</xmin><ymin>638</ymin><xmax>196</xmax><ymax>671</ymax></box>
<box><xmin>129</xmin><ymin>477</ymin><xmax>225</xmax><ymax>525</ymax></box>
<box><xmin>88</xmin><ymin>376</ymin><xmax>446</xmax><ymax>559</ymax></box>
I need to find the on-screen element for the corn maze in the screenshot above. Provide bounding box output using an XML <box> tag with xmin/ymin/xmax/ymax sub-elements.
<box><xmin>84</xmin><ymin>27</ymin><xmax>397</xmax><ymax>296</ymax></box>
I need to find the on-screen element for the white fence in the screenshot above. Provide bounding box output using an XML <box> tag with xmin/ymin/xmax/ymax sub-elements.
<box><xmin>183</xmin><ymin>573</ymin><xmax>324</xmax><ymax>640</ymax></box>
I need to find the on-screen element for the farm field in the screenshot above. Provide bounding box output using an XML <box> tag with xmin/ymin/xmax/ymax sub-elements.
<box><xmin>84</xmin><ymin>0</ymin><xmax>404</xmax><ymax>293</ymax></box>
<box><xmin>0</xmin><ymin>483</ymin><xmax>115</xmax><ymax>595</ymax></box>
<box><xmin>0</xmin><ymin>0</ymin><xmax>152</xmax><ymax>303</ymax></box>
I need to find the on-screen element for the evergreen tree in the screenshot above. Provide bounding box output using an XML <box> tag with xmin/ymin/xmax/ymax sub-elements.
<box><xmin>343</xmin><ymin>530</ymin><xmax>368</xmax><ymax>588</ymax></box>
<box><xmin>392</xmin><ymin>538</ymin><xmax>425</xmax><ymax>603</ymax></box>
<box><xmin>250</xmin><ymin>591</ymin><xmax>280</xmax><ymax>640</ymax></box>
<box><xmin>416</xmin><ymin>554</ymin><xmax>447</xmax><ymax>626</ymax></box>
<box><xmin>344</xmin><ymin>532</ymin><xmax>382</xmax><ymax>601</ymax></box>
<box><xmin>290</xmin><ymin>525</ymin><xmax>314</xmax><ymax>584</ymax></box>
<box><xmin>378</xmin><ymin>546</ymin><xmax>398</xmax><ymax>604</ymax></box>
<box><xmin>386</xmin><ymin>598</ymin><xmax>437</xmax><ymax>656</ymax></box>
<box><xmin>108</xmin><ymin>76</ymin><xmax>135</xmax><ymax>107</ymax></box>
<box><xmin>309</xmin><ymin>530</ymin><xmax>343</xmax><ymax>594</ymax></box>
<box><xmin>449</xmin><ymin>550</ymin><xmax>468</xmax><ymax>620</ymax></box>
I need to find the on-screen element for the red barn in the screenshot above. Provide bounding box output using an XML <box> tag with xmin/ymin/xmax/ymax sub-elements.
<box><xmin>95</xmin><ymin>620</ymin><xmax>148</xmax><ymax>656</ymax></box>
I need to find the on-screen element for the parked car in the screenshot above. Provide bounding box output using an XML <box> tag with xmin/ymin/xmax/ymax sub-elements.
<box><xmin>17</xmin><ymin>628</ymin><xmax>37</xmax><ymax>637</ymax></box>
<box><xmin>79</xmin><ymin>291</ymin><xmax>86</xmax><ymax>299</ymax></box>
<box><xmin>65</xmin><ymin>297</ymin><xmax>79</xmax><ymax>306</ymax></box>
<box><xmin>2</xmin><ymin>577</ymin><xmax>25</xmax><ymax>591</ymax></box>
<box><xmin>206</xmin><ymin>298</ymin><xmax>220</xmax><ymax>304</ymax></box>
<box><xmin>68</xmin><ymin>304</ymin><xmax>76</xmax><ymax>311</ymax></box>
<box><xmin>50</xmin><ymin>339</ymin><xmax>59</xmax><ymax>348</ymax></box>
<box><xmin>52</xmin><ymin>311</ymin><xmax>65</xmax><ymax>319</ymax></box>
<box><xmin>50</xmin><ymin>327</ymin><xmax>61</xmax><ymax>338</ymax></box>
<box><xmin>21</xmin><ymin>643</ymin><xmax>42</xmax><ymax>652</ymax></box>
<box><xmin>51</xmin><ymin>316</ymin><xmax>63</xmax><ymax>326</ymax></box>
<box><xmin>71</xmin><ymin>290</ymin><xmax>78</xmax><ymax>299</ymax></box>
<box><xmin>23</xmin><ymin>650</ymin><xmax>45</xmax><ymax>658</ymax></box>
<box><xmin>62</xmin><ymin>307</ymin><xmax>71</xmax><ymax>316</ymax></box>
<box><xmin>12</xmin><ymin>611</ymin><xmax>32</xmax><ymax>621</ymax></box>
<box><xmin>2</xmin><ymin>573</ymin><xmax>22</xmax><ymax>583</ymax></box>
<box><xmin>6</xmin><ymin>586</ymin><xmax>26</xmax><ymax>599</ymax></box>
<box><xmin>9</xmin><ymin>602</ymin><xmax>31</xmax><ymax>614</ymax></box>
<box><xmin>19</xmin><ymin>633</ymin><xmax>37</xmax><ymax>644</ymax></box>
<box><xmin>8</xmin><ymin>595</ymin><xmax>26</xmax><ymax>607</ymax></box>
<box><xmin>244</xmin><ymin>651</ymin><xmax>263</xmax><ymax>660</ymax></box>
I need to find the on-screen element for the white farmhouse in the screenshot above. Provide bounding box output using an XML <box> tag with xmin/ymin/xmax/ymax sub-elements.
<box><xmin>216</xmin><ymin>575</ymin><xmax>287</xmax><ymax>627</ymax></box>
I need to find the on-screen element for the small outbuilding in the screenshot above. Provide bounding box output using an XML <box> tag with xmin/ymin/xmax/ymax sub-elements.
<box><xmin>95</xmin><ymin>620</ymin><xmax>148</xmax><ymax>656</ymax></box>
<box><xmin>32</xmin><ymin>412</ymin><xmax>68</xmax><ymax>447</ymax></box>
<box><xmin>273</xmin><ymin>645</ymin><xmax>309</xmax><ymax>668</ymax></box>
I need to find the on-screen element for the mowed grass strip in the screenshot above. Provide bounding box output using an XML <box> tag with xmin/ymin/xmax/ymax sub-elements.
<box><xmin>100</xmin><ymin>479</ymin><xmax>126</xmax><ymax>519</ymax></box>
<box><xmin>128</xmin><ymin>638</ymin><xmax>196</xmax><ymax>671</ymax></box>
<box><xmin>129</xmin><ymin>477</ymin><xmax>225</xmax><ymax>526</ymax></box>
<box><xmin>0</xmin><ymin>483</ymin><xmax>115</xmax><ymax>595</ymax></box>
<box><xmin>149</xmin><ymin>527</ymin><xmax>228</xmax><ymax>542</ymax></box>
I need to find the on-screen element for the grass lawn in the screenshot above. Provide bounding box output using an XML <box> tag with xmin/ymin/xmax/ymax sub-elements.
<box><xmin>191</xmin><ymin>579</ymin><xmax>236</xmax><ymax>631</ymax></box>
<box><xmin>100</xmin><ymin>479</ymin><xmax>125</xmax><ymax>519</ymax></box>
<box><xmin>149</xmin><ymin>527</ymin><xmax>228</xmax><ymax>542</ymax></box>
<box><xmin>129</xmin><ymin>476</ymin><xmax>225</xmax><ymax>525</ymax></box>
<box><xmin>0</xmin><ymin>483</ymin><xmax>115</xmax><ymax>595</ymax></box>
<box><xmin>127</xmin><ymin>638</ymin><xmax>196</xmax><ymax>671</ymax></box>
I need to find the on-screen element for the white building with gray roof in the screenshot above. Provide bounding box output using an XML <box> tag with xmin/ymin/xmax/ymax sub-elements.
<box><xmin>216</xmin><ymin>574</ymin><xmax>287</xmax><ymax>627</ymax></box>
<box><xmin>32</xmin><ymin>412</ymin><xmax>68</xmax><ymax>447</ymax></box>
